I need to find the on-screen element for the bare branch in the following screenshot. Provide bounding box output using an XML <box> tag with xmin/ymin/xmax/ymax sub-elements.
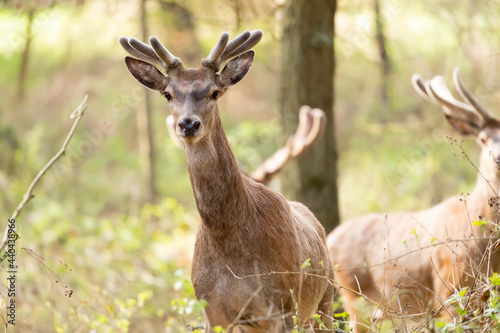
<box><xmin>226</xmin><ymin>284</ymin><xmax>264</xmax><ymax>331</ymax></box>
<box><xmin>335</xmin><ymin>236</ymin><xmax>498</xmax><ymax>272</ymax></box>
<box><xmin>0</xmin><ymin>95</ymin><xmax>88</xmax><ymax>253</ymax></box>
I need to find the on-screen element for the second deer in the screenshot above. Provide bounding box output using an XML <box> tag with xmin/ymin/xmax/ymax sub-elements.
<box><xmin>327</xmin><ymin>68</ymin><xmax>500</xmax><ymax>331</ymax></box>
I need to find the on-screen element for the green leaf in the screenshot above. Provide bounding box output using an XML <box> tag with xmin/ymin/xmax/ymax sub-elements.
<box><xmin>472</xmin><ymin>219</ymin><xmax>487</xmax><ymax>226</ymax></box>
<box><xmin>490</xmin><ymin>272</ymin><xmax>500</xmax><ymax>286</ymax></box>
<box><xmin>457</xmin><ymin>307</ymin><xmax>467</xmax><ymax>316</ymax></box>
<box><xmin>334</xmin><ymin>311</ymin><xmax>349</xmax><ymax>319</ymax></box>
<box><xmin>459</xmin><ymin>287</ymin><xmax>469</xmax><ymax>297</ymax></box>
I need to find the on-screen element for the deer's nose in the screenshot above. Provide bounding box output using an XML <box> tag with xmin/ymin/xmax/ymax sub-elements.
<box><xmin>178</xmin><ymin>118</ymin><xmax>201</xmax><ymax>137</ymax></box>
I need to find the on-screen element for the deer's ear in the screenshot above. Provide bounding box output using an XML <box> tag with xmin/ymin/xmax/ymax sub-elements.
<box><xmin>445</xmin><ymin>115</ymin><xmax>481</xmax><ymax>136</ymax></box>
<box><xmin>125</xmin><ymin>57</ymin><xmax>168</xmax><ymax>91</ymax></box>
<box><xmin>217</xmin><ymin>51</ymin><xmax>254</xmax><ymax>88</ymax></box>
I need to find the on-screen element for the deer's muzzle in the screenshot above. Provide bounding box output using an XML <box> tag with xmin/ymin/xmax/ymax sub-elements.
<box><xmin>178</xmin><ymin>117</ymin><xmax>201</xmax><ymax>137</ymax></box>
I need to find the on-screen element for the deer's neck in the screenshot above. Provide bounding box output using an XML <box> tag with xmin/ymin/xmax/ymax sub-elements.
<box><xmin>184</xmin><ymin>110</ymin><xmax>248</xmax><ymax>231</ymax></box>
<box><xmin>471</xmin><ymin>158</ymin><xmax>500</xmax><ymax>221</ymax></box>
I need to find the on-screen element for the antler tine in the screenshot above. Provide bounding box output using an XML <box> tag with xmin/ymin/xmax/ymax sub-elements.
<box><xmin>422</xmin><ymin>79</ymin><xmax>465</xmax><ymax>121</ymax></box>
<box><xmin>411</xmin><ymin>74</ymin><xmax>435</xmax><ymax>104</ymax></box>
<box><xmin>203</xmin><ymin>32</ymin><xmax>230</xmax><ymax>69</ymax></box>
<box><xmin>423</xmin><ymin>79</ymin><xmax>442</xmax><ymax>105</ymax></box>
<box><xmin>289</xmin><ymin>106</ymin><xmax>314</xmax><ymax>156</ymax></box>
<box><xmin>249</xmin><ymin>105</ymin><xmax>326</xmax><ymax>185</ymax></box>
<box><xmin>303</xmin><ymin>108</ymin><xmax>326</xmax><ymax>147</ymax></box>
<box><xmin>290</xmin><ymin>107</ymin><xmax>326</xmax><ymax>157</ymax></box>
<box><xmin>294</xmin><ymin>106</ymin><xmax>313</xmax><ymax>139</ymax></box>
<box><xmin>119</xmin><ymin>37</ymin><xmax>164</xmax><ymax>67</ymax></box>
<box><xmin>452</xmin><ymin>67</ymin><xmax>492</xmax><ymax>123</ymax></box>
<box><xmin>428</xmin><ymin>75</ymin><xmax>482</xmax><ymax>125</ymax></box>
<box><xmin>149</xmin><ymin>36</ymin><xmax>182</xmax><ymax>70</ymax></box>
<box><xmin>128</xmin><ymin>38</ymin><xmax>163</xmax><ymax>62</ymax></box>
<box><xmin>217</xmin><ymin>30</ymin><xmax>251</xmax><ymax>64</ymax></box>
<box><xmin>219</xmin><ymin>30</ymin><xmax>263</xmax><ymax>67</ymax></box>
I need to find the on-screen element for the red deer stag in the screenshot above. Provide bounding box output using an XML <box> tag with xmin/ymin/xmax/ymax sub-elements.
<box><xmin>120</xmin><ymin>30</ymin><xmax>334</xmax><ymax>332</ymax></box>
<box><xmin>327</xmin><ymin>68</ymin><xmax>500</xmax><ymax>331</ymax></box>
<box><xmin>166</xmin><ymin>105</ymin><xmax>327</xmax><ymax>186</ymax></box>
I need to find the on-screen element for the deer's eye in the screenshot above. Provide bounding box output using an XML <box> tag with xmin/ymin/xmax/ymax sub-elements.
<box><xmin>164</xmin><ymin>92</ymin><xmax>172</xmax><ymax>101</ymax></box>
<box><xmin>211</xmin><ymin>91</ymin><xmax>220</xmax><ymax>99</ymax></box>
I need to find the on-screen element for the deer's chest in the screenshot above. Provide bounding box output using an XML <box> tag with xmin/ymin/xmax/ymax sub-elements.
<box><xmin>190</xmin><ymin>227</ymin><xmax>277</xmax><ymax>305</ymax></box>
<box><xmin>191</xmin><ymin>237</ymin><xmax>255</xmax><ymax>297</ymax></box>
<box><xmin>191</xmin><ymin>245</ymin><xmax>264</xmax><ymax>322</ymax></box>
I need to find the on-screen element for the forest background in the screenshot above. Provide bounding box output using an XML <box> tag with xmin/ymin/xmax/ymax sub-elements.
<box><xmin>1</xmin><ymin>0</ymin><xmax>500</xmax><ymax>331</ymax></box>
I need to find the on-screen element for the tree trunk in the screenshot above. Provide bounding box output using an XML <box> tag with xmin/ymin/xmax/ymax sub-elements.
<box><xmin>137</xmin><ymin>0</ymin><xmax>157</xmax><ymax>204</ymax></box>
<box><xmin>17</xmin><ymin>9</ymin><xmax>35</xmax><ymax>99</ymax></box>
<box><xmin>159</xmin><ymin>0</ymin><xmax>201</xmax><ymax>65</ymax></box>
<box><xmin>233</xmin><ymin>0</ymin><xmax>242</xmax><ymax>31</ymax></box>
<box><xmin>374</xmin><ymin>0</ymin><xmax>392</xmax><ymax>114</ymax></box>
<box><xmin>280</xmin><ymin>0</ymin><xmax>339</xmax><ymax>232</ymax></box>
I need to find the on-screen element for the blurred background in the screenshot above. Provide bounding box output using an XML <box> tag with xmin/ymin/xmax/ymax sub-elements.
<box><xmin>1</xmin><ymin>0</ymin><xmax>500</xmax><ymax>331</ymax></box>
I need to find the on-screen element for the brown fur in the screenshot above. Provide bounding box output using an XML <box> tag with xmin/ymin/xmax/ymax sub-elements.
<box><xmin>190</xmin><ymin>116</ymin><xmax>334</xmax><ymax>331</ymax></box>
<box><xmin>327</xmin><ymin>117</ymin><xmax>500</xmax><ymax>332</ymax></box>
<box><xmin>123</xmin><ymin>41</ymin><xmax>334</xmax><ymax>332</ymax></box>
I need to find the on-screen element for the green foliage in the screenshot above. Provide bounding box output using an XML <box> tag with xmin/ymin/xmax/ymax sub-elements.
<box><xmin>435</xmin><ymin>277</ymin><xmax>500</xmax><ymax>332</ymax></box>
<box><xmin>312</xmin><ymin>314</ymin><xmax>328</xmax><ymax>330</ymax></box>
<box><xmin>490</xmin><ymin>273</ymin><xmax>500</xmax><ymax>286</ymax></box>
<box><xmin>334</xmin><ymin>311</ymin><xmax>351</xmax><ymax>332</ymax></box>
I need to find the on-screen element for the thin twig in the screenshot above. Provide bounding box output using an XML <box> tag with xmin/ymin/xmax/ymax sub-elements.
<box><xmin>336</xmin><ymin>236</ymin><xmax>499</xmax><ymax>272</ymax></box>
<box><xmin>451</xmin><ymin>138</ymin><xmax>498</xmax><ymax>196</ymax></box>
<box><xmin>0</xmin><ymin>95</ymin><xmax>88</xmax><ymax>253</ymax></box>
<box><xmin>226</xmin><ymin>285</ymin><xmax>264</xmax><ymax>331</ymax></box>
<box><xmin>225</xmin><ymin>265</ymin><xmax>399</xmax><ymax>316</ymax></box>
